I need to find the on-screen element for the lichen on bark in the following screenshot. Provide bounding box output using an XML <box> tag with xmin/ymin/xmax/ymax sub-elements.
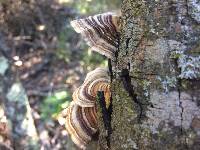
<box><xmin>96</xmin><ymin>0</ymin><xmax>200</xmax><ymax>149</ymax></box>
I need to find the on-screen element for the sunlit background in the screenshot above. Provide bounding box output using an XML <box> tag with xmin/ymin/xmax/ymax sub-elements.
<box><xmin>0</xmin><ymin>0</ymin><xmax>120</xmax><ymax>149</ymax></box>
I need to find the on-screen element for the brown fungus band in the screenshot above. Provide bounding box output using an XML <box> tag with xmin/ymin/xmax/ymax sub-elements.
<box><xmin>70</xmin><ymin>12</ymin><xmax>120</xmax><ymax>60</ymax></box>
<box><xmin>73</xmin><ymin>68</ymin><xmax>110</xmax><ymax>108</ymax></box>
<box><xmin>58</xmin><ymin>102</ymin><xmax>97</xmax><ymax>150</ymax></box>
<box><xmin>58</xmin><ymin>11</ymin><xmax>120</xmax><ymax>150</ymax></box>
<box><xmin>58</xmin><ymin>67</ymin><xmax>111</xmax><ymax>149</ymax></box>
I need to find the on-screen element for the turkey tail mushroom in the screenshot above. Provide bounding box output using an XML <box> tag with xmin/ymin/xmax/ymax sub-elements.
<box><xmin>59</xmin><ymin>10</ymin><xmax>119</xmax><ymax>150</ymax></box>
<box><xmin>58</xmin><ymin>102</ymin><xmax>98</xmax><ymax>150</ymax></box>
<box><xmin>73</xmin><ymin>68</ymin><xmax>111</xmax><ymax>108</ymax></box>
<box><xmin>70</xmin><ymin>12</ymin><xmax>120</xmax><ymax>60</ymax></box>
<box><xmin>58</xmin><ymin>67</ymin><xmax>111</xmax><ymax>149</ymax></box>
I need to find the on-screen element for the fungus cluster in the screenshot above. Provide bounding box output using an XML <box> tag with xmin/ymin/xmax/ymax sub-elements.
<box><xmin>73</xmin><ymin>67</ymin><xmax>111</xmax><ymax>108</ymax></box>
<box><xmin>58</xmin><ymin>12</ymin><xmax>120</xmax><ymax>149</ymax></box>
<box><xmin>70</xmin><ymin>12</ymin><xmax>120</xmax><ymax>60</ymax></box>
<box><xmin>58</xmin><ymin>68</ymin><xmax>110</xmax><ymax>149</ymax></box>
<box><xmin>59</xmin><ymin>101</ymin><xmax>97</xmax><ymax>149</ymax></box>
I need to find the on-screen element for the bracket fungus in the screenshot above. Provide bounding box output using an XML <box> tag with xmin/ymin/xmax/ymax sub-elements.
<box><xmin>58</xmin><ymin>12</ymin><xmax>120</xmax><ymax>149</ymax></box>
<box><xmin>60</xmin><ymin>101</ymin><xmax>98</xmax><ymax>150</ymax></box>
<box><xmin>73</xmin><ymin>67</ymin><xmax>110</xmax><ymax>108</ymax></box>
<box><xmin>58</xmin><ymin>68</ymin><xmax>111</xmax><ymax>149</ymax></box>
<box><xmin>70</xmin><ymin>12</ymin><xmax>120</xmax><ymax>60</ymax></box>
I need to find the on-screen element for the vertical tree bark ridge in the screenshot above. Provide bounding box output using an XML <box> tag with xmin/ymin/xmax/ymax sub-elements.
<box><xmin>97</xmin><ymin>91</ymin><xmax>112</xmax><ymax>150</ymax></box>
<box><xmin>97</xmin><ymin>0</ymin><xmax>200</xmax><ymax>149</ymax></box>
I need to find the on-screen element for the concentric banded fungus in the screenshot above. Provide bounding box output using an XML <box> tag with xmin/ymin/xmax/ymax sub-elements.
<box><xmin>70</xmin><ymin>12</ymin><xmax>120</xmax><ymax>59</ymax></box>
<box><xmin>58</xmin><ymin>67</ymin><xmax>111</xmax><ymax>149</ymax></box>
<box><xmin>59</xmin><ymin>102</ymin><xmax>98</xmax><ymax>150</ymax></box>
<box><xmin>73</xmin><ymin>67</ymin><xmax>110</xmax><ymax>107</ymax></box>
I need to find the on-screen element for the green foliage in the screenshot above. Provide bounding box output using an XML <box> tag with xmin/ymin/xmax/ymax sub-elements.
<box><xmin>56</xmin><ymin>0</ymin><xmax>121</xmax><ymax>64</ymax></box>
<box><xmin>81</xmin><ymin>49</ymin><xmax>108</xmax><ymax>70</ymax></box>
<box><xmin>170</xmin><ymin>51</ymin><xmax>182</xmax><ymax>59</ymax></box>
<box><xmin>73</xmin><ymin>0</ymin><xmax>108</xmax><ymax>14</ymax></box>
<box><xmin>56</xmin><ymin>25</ymin><xmax>75</xmax><ymax>62</ymax></box>
<box><xmin>61</xmin><ymin>0</ymin><xmax>120</xmax><ymax>14</ymax></box>
<box><xmin>40</xmin><ymin>91</ymin><xmax>71</xmax><ymax>120</ymax></box>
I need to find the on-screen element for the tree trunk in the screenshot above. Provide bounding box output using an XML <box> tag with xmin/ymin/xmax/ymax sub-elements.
<box><xmin>98</xmin><ymin>0</ymin><xmax>200</xmax><ymax>149</ymax></box>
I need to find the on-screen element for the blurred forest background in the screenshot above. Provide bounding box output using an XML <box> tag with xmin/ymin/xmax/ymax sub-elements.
<box><xmin>0</xmin><ymin>0</ymin><xmax>120</xmax><ymax>149</ymax></box>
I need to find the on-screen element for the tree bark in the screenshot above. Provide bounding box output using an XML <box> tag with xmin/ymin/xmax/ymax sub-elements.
<box><xmin>98</xmin><ymin>0</ymin><xmax>200</xmax><ymax>149</ymax></box>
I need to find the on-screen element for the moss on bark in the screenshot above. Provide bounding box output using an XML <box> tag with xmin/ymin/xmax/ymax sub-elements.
<box><xmin>97</xmin><ymin>0</ymin><xmax>200</xmax><ymax>149</ymax></box>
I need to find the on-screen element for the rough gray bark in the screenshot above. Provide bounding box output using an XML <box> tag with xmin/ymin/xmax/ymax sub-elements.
<box><xmin>98</xmin><ymin>0</ymin><xmax>200</xmax><ymax>149</ymax></box>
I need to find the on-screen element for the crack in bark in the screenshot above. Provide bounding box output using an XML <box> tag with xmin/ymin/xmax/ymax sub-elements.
<box><xmin>177</xmin><ymin>79</ymin><xmax>183</xmax><ymax>132</ymax></box>
<box><xmin>97</xmin><ymin>91</ymin><xmax>112</xmax><ymax>149</ymax></box>
<box><xmin>174</xmin><ymin>57</ymin><xmax>189</xmax><ymax>148</ymax></box>
<box><xmin>173</xmin><ymin>57</ymin><xmax>184</xmax><ymax>131</ymax></box>
<box><xmin>120</xmin><ymin>68</ymin><xmax>144</xmax><ymax>121</ymax></box>
<box><xmin>126</xmin><ymin>38</ymin><xmax>131</xmax><ymax>49</ymax></box>
<box><xmin>177</xmin><ymin>77</ymin><xmax>190</xmax><ymax>149</ymax></box>
<box><xmin>108</xmin><ymin>59</ymin><xmax>113</xmax><ymax>82</ymax></box>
